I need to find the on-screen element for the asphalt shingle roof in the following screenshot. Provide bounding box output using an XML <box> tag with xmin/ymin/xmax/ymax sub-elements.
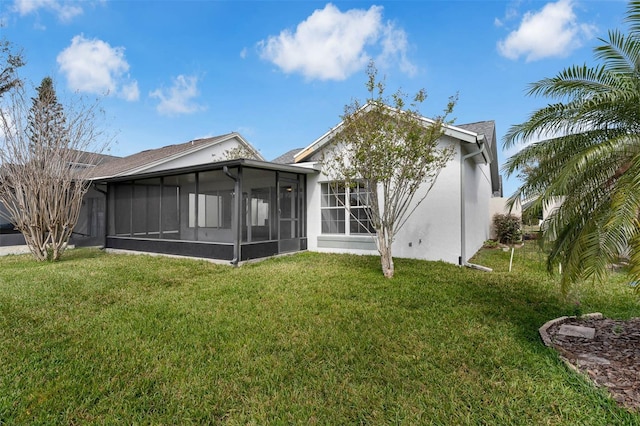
<box><xmin>272</xmin><ymin>148</ymin><xmax>303</xmax><ymax>165</ymax></box>
<box><xmin>88</xmin><ymin>133</ymin><xmax>234</xmax><ymax>179</ymax></box>
<box><xmin>456</xmin><ymin>120</ymin><xmax>495</xmax><ymax>149</ymax></box>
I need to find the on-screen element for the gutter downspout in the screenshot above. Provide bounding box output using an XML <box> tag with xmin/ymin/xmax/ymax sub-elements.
<box><xmin>460</xmin><ymin>138</ymin><xmax>493</xmax><ymax>272</ymax></box>
<box><xmin>223</xmin><ymin>166</ymin><xmax>241</xmax><ymax>266</ymax></box>
<box><xmin>91</xmin><ymin>183</ymin><xmax>107</xmax><ymax>195</ymax></box>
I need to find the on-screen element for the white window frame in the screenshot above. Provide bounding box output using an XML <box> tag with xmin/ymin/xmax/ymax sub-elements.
<box><xmin>321</xmin><ymin>182</ymin><xmax>374</xmax><ymax>235</ymax></box>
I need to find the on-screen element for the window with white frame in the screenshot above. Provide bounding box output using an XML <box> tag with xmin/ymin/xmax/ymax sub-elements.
<box><xmin>321</xmin><ymin>182</ymin><xmax>375</xmax><ymax>235</ymax></box>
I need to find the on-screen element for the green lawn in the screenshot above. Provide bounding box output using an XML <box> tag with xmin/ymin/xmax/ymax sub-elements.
<box><xmin>0</xmin><ymin>246</ymin><xmax>638</xmax><ymax>424</ymax></box>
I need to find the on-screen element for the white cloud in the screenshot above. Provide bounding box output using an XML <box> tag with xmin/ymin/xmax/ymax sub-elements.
<box><xmin>257</xmin><ymin>3</ymin><xmax>415</xmax><ymax>81</ymax></box>
<box><xmin>56</xmin><ymin>35</ymin><xmax>139</xmax><ymax>101</ymax></box>
<box><xmin>121</xmin><ymin>81</ymin><xmax>140</xmax><ymax>102</ymax></box>
<box><xmin>378</xmin><ymin>23</ymin><xmax>416</xmax><ymax>76</ymax></box>
<box><xmin>240</xmin><ymin>47</ymin><xmax>248</xmax><ymax>59</ymax></box>
<box><xmin>497</xmin><ymin>0</ymin><xmax>596</xmax><ymax>62</ymax></box>
<box><xmin>13</xmin><ymin>0</ymin><xmax>83</xmax><ymax>22</ymax></box>
<box><xmin>149</xmin><ymin>75</ymin><xmax>204</xmax><ymax>116</ymax></box>
<box><xmin>494</xmin><ymin>1</ymin><xmax>521</xmax><ymax>28</ymax></box>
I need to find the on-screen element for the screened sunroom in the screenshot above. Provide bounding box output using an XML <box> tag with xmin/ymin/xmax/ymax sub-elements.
<box><xmin>102</xmin><ymin>159</ymin><xmax>313</xmax><ymax>263</ymax></box>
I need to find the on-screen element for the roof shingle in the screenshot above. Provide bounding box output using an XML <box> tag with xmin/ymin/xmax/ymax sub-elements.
<box><xmin>88</xmin><ymin>133</ymin><xmax>235</xmax><ymax>179</ymax></box>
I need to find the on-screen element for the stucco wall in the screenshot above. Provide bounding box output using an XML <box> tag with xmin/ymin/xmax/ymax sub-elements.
<box><xmin>304</xmin><ymin>136</ymin><xmax>494</xmax><ymax>264</ymax></box>
<box><xmin>391</xmin><ymin>137</ymin><xmax>462</xmax><ymax>263</ymax></box>
<box><xmin>462</xmin><ymin>151</ymin><xmax>493</xmax><ymax>260</ymax></box>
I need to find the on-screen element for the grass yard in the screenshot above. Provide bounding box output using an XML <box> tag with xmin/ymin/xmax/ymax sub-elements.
<box><xmin>0</xmin><ymin>246</ymin><xmax>639</xmax><ymax>424</ymax></box>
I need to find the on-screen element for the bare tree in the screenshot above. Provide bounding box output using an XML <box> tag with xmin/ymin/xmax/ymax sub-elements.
<box><xmin>323</xmin><ymin>63</ymin><xmax>456</xmax><ymax>278</ymax></box>
<box><xmin>0</xmin><ymin>39</ymin><xmax>24</xmax><ymax>97</ymax></box>
<box><xmin>0</xmin><ymin>77</ymin><xmax>110</xmax><ymax>261</ymax></box>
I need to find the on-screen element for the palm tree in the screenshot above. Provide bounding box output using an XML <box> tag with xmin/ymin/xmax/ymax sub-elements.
<box><xmin>503</xmin><ymin>0</ymin><xmax>640</xmax><ymax>290</ymax></box>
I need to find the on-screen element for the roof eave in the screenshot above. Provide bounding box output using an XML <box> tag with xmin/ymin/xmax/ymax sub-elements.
<box><xmin>93</xmin><ymin>158</ymin><xmax>316</xmax><ymax>184</ymax></box>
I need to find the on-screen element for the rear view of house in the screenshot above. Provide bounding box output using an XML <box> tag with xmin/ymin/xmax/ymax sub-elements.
<box><xmin>286</xmin><ymin>119</ymin><xmax>501</xmax><ymax>265</ymax></box>
<box><xmin>0</xmin><ymin>116</ymin><xmax>502</xmax><ymax>266</ymax></box>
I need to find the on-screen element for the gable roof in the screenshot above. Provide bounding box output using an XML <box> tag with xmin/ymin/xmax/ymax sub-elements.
<box><xmin>88</xmin><ymin>132</ymin><xmax>263</xmax><ymax>180</ymax></box>
<box><xmin>292</xmin><ymin>105</ymin><xmax>501</xmax><ymax>195</ymax></box>
<box><xmin>457</xmin><ymin>120</ymin><xmax>500</xmax><ymax>194</ymax></box>
<box><xmin>457</xmin><ymin>121</ymin><xmax>495</xmax><ymax>150</ymax></box>
<box><xmin>293</xmin><ymin>103</ymin><xmax>486</xmax><ymax>164</ymax></box>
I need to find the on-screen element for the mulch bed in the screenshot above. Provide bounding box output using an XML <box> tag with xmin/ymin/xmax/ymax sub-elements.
<box><xmin>543</xmin><ymin>315</ymin><xmax>640</xmax><ymax>411</ymax></box>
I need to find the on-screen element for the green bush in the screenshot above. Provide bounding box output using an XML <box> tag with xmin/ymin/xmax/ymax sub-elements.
<box><xmin>483</xmin><ymin>239</ymin><xmax>499</xmax><ymax>249</ymax></box>
<box><xmin>493</xmin><ymin>213</ymin><xmax>522</xmax><ymax>245</ymax></box>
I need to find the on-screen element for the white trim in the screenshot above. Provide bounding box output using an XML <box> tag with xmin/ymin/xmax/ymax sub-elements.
<box><xmin>294</xmin><ymin>103</ymin><xmax>481</xmax><ymax>163</ymax></box>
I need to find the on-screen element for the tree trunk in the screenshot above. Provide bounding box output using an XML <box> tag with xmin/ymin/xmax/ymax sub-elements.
<box><xmin>378</xmin><ymin>230</ymin><xmax>394</xmax><ymax>278</ymax></box>
<box><xmin>22</xmin><ymin>229</ymin><xmax>47</xmax><ymax>261</ymax></box>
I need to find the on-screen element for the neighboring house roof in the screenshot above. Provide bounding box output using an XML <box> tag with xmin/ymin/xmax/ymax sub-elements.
<box><xmin>0</xmin><ymin>150</ymin><xmax>121</xmax><ymax>181</ymax></box>
<box><xmin>88</xmin><ymin>132</ymin><xmax>264</xmax><ymax>180</ymax></box>
<box><xmin>272</xmin><ymin>148</ymin><xmax>303</xmax><ymax>165</ymax></box>
<box><xmin>69</xmin><ymin>149</ymin><xmax>121</xmax><ymax>167</ymax></box>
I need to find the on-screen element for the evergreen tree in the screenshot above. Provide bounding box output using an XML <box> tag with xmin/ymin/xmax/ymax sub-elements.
<box><xmin>27</xmin><ymin>77</ymin><xmax>68</xmax><ymax>161</ymax></box>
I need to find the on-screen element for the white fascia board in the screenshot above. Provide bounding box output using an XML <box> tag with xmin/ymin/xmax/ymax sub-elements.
<box><xmin>416</xmin><ymin>116</ymin><xmax>479</xmax><ymax>143</ymax></box>
<box><xmin>90</xmin><ymin>173</ymin><xmax>115</xmax><ymax>181</ymax></box>
<box><xmin>294</xmin><ymin>123</ymin><xmax>342</xmax><ymax>163</ymax></box>
<box><xmin>441</xmin><ymin>124</ymin><xmax>479</xmax><ymax>144</ymax></box>
<box><xmin>295</xmin><ymin>106</ymin><xmax>481</xmax><ymax>163</ymax></box>
<box><xmin>291</xmin><ymin>161</ymin><xmax>322</xmax><ymax>171</ymax></box>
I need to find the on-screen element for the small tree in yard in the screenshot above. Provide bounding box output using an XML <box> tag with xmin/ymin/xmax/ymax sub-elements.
<box><xmin>0</xmin><ymin>77</ymin><xmax>110</xmax><ymax>261</ymax></box>
<box><xmin>323</xmin><ymin>63</ymin><xmax>456</xmax><ymax>278</ymax></box>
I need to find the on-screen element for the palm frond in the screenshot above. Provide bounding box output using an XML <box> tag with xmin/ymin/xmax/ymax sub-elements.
<box><xmin>526</xmin><ymin>64</ymin><xmax>616</xmax><ymax>99</ymax></box>
<box><xmin>505</xmin><ymin>2</ymin><xmax>640</xmax><ymax>290</ymax></box>
<box><xmin>595</xmin><ymin>30</ymin><xmax>640</xmax><ymax>74</ymax></box>
<box><xmin>625</xmin><ymin>1</ymin><xmax>640</xmax><ymax>36</ymax></box>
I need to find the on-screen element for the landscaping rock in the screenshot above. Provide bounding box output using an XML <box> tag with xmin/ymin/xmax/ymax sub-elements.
<box><xmin>558</xmin><ymin>324</ymin><xmax>596</xmax><ymax>339</ymax></box>
<box><xmin>541</xmin><ymin>315</ymin><xmax>640</xmax><ymax>412</ymax></box>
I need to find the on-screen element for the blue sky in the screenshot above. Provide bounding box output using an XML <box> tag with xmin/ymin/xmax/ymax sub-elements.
<box><xmin>0</xmin><ymin>0</ymin><xmax>629</xmax><ymax>195</ymax></box>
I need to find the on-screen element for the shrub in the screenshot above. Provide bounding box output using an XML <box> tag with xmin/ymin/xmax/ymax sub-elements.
<box><xmin>493</xmin><ymin>214</ymin><xmax>522</xmax><ymax>245</ymax></box>
<box><xmin>483</xmin><ymin>239</ymin><xmax>499</xmax><ymax>249</ymax></box>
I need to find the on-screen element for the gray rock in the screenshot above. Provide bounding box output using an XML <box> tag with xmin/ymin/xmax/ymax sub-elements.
<box><xmin>558</xmin><ymin>324</ymin><xmax>596</xmax><ymax>339</ymax></box>
<box><xmin>577</xmin><ymin>353</ymin><xmax>611</xmax><ymax>365</ymax></box>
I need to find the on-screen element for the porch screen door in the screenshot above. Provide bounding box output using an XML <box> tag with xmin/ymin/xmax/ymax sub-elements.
<box><xmin>279</xmin><ymin>180</ymin><xmax>299</xmax><ymax>253</ymax></box>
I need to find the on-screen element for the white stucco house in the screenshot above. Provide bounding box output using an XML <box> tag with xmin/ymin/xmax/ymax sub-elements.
<box><xmin>275</xmin><ymin>118</ymin><xmax>501</xmax><ymax>266</ymax></box>
<box><xmin>0</xmin><ymin>115</ymin><xmax>501</xmax><ymax>266</ymax></box>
